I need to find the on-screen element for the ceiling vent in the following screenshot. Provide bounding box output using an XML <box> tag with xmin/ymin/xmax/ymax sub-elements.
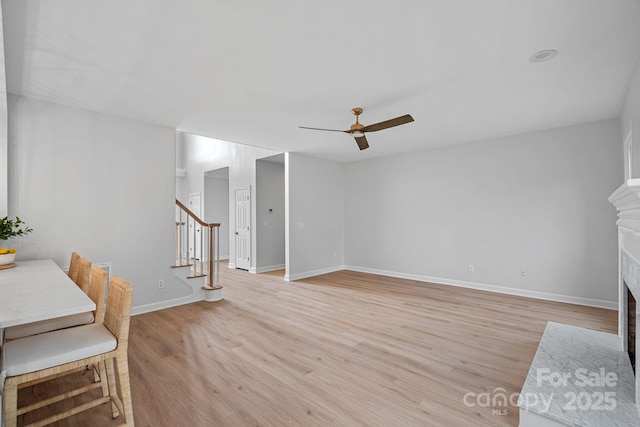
<box><xmin>529</xmin><ymin>49</ymin><xmax>558</xmax><ymax>63</ymax></box>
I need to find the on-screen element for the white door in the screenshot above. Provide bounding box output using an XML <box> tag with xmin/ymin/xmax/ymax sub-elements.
<box><xmin>188</xmin><ymin>193</ymin><xmax>201</xmax><ymax>260</ymax></box>
<box><xmin>235</xmin><ymin>187</ymin><xmax>250</xmax><ymax>270</ymax></box>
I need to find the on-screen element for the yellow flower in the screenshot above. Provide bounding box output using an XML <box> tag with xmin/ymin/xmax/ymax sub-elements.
<box><xmin>8</xmin><ymin>248</ymin><xmax>16</xmax><ymax>254</ymax></box>
<box><xmin>0</xmin><ymin>248</ymin><xmax>8</xmax><ymax>254</ymax></box>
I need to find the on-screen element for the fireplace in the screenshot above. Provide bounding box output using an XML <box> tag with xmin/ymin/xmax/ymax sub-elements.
<box><xmin>620</xmin><ymin>249</ymin><xmax>640</xmax><ymax>413</ymax></box>
<box><xmin>629</xmin><ymin>285</ymin><xmax>637</xmax><ymax>374</ymax></box>
<box><xmin>609</xmin><ymin>179</ymin><xmax>640</xmax><ymax>417</ymax></box>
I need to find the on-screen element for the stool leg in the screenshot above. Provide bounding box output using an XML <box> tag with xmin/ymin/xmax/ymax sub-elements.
<box><xmin>97</xmin><ymin>361</ymin><xmax>119</xmax><ymax>417</ymax></box>
<box><xmin>116</xmin><ymin>355</ymin><xmax>135</xmax><ymax>426</ymax></box>
<box><xmin>4</xmin><ymin>377</ymin><xmax>18</xmax><ymax>427</ymax></box>
<box><xmin>105</xmin><ymin>358</ymin><xmax>121</xmax><ymax>419</ymax></box>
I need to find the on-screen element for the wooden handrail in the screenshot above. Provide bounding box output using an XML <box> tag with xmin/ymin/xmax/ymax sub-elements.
<box><xmin>175</xmin><ymin>198</ymin><xmax>220</xmax><ymax>228</ymax></box>
<box><xmin>175</xmin><ymin>198</ymin><xmax>221</xmax><ymax>289</ymax></box>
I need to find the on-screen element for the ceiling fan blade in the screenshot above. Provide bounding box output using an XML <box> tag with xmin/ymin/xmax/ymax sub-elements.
<box><xmin>354</xmin><ymin>135</ymin><xmax>369</xmax><ymax>150</ymax></box>
<box><xmin>360</xmin><ymin>114</ymin><xmax>414</xmax><ymax>133</ymax></box>
<box><xmin>299</xmin><ymin>126</ymin><xmax>349</xmax><ymax>133</ymax></box>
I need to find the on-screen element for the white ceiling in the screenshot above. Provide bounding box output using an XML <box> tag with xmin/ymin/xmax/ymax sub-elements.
<box><xmin>3</xmin><ymin>0</ymin><xmax>640</xmax><ymax>163</ymax></box>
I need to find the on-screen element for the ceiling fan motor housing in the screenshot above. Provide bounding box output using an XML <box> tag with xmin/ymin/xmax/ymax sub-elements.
<box><xmin>350</xmin><ymin>107</ymin><xmax>364</xmax><ymax>135</ymax></box>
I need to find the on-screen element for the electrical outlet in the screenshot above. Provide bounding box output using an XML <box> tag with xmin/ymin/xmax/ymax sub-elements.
<box><xmin>158</xmin><ymin>279</ymin><xmax>165</xmax><ymax>289</ymax></box>
<box><xmin>468</xmin><ymin>264</ymin><xmax>474</xmax><ymax>273</ymax></box>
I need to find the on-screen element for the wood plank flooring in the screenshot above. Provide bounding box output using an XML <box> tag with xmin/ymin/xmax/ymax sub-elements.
<box><xmin>15</xmin><ymin>265</ymin><xmax>617</xmax><ymax>426</ymax></box>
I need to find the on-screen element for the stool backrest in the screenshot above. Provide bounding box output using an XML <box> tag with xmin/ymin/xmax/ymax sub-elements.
<box><xmin>88</xmin><ymin>265</ymin><xmax>109</xmax><ymax>324</ymax></box>
<box><xmin>75</xmin><ymin>257</ymin><xmax>92</xmax><ymax>294</ymax></box>
<box><xmin>67</xmin><ymin>252</ymin><xmax>81</xmax><ymax>281</ymax></box>
<box><xmin>104</xmin><ymin>276</ymin><xmax>134</xmax><ymax>346</ymax></box>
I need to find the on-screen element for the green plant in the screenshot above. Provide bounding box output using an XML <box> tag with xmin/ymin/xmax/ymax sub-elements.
<box><xmin>0</xmin><ymin>216</ymin><xmax>33</xmax><ymax>240</ymax></box>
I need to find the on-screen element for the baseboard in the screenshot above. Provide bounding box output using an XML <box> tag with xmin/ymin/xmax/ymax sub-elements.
<box><xmin>284</xmin><ymin>265</ymin><xmax>345</xmax><ymax>282</ymax></box>
<box><xmin>132</xmin><ymin>294</ymin><xmax>202</xmax><ymax>316</ymax></box>
<box><xmin>255</xmin><ymin>264</ymin><xmax>285</xmax><ymax>274</ymax></box>
<box><xmin>137</xmin><ymin>264</ymin><xmax>616</xmax><ymax>314</ymax></box>
<box><xmin>343</xmin><ymin>265</ymin><xmax>617</xmax><ymax>310</ymax></box>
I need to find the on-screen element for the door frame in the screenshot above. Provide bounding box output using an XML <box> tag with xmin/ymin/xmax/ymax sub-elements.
<box><xmin>234</xmin><ymin>186</ymin><xmax>251</xmax><ymax>271</ymax></box>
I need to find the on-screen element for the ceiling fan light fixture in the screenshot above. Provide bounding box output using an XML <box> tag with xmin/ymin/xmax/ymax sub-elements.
<box><xmin>529</xmin><ymin>49</ymin><xmax>558</xmax><ymax>63</ymax></box>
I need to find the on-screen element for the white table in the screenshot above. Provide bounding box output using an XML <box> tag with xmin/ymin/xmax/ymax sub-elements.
<box><xmin>0</xmin><ymin>259</ymin><xmax>95</xmax><ymax>329</ymax></box>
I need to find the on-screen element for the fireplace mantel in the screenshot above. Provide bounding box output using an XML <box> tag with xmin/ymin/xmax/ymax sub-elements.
<box><xmin>609</xmin><ymin>179</ymin><xmax>640</xmax><ymax>236</ymax></box>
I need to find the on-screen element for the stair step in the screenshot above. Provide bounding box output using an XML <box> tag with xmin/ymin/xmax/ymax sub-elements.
<box><xmin>171</xmin><ymin>264</ymin><xmax>193</xmax><ymax>268</ymax></box>
<box><xmin>202</xmin><ymin>285</ymin><xmax>223</xmax><ymax>290</ymax></box>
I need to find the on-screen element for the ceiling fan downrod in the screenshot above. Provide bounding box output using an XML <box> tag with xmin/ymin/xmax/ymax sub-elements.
<box><xmin>350</xmin><ymin>108</ymin><xmax>364</xmax><ymax>136</ymax></box>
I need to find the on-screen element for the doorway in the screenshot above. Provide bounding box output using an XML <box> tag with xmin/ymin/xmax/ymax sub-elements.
<box><xmin>234</xmin><ymin>186</ymin><xmax>251</xmax><ymax>270</ymax></box>
<box><xmin>256</xmin><ymin>154</ymin><xmax>285</xmax><ymax>273</ymax></box>
<box><xmin>204</xmin><ymin>167</ymin><xmax>230</xmax><ymax>260</ymax></box>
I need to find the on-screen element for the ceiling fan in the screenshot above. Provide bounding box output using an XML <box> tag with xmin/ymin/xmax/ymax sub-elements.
<box><xmin>299</xmin><ymin>108</ymin><xmax>414</xmax><ymax>150</ymax></box>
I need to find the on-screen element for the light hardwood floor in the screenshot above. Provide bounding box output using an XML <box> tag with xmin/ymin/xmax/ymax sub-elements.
<box><xmin>16</xmin><ymin>265</ymin><xmax>617</xmax><ymax>426</ymax></box>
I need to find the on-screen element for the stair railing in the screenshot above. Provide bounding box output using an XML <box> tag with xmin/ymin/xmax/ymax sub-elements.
<box><xmin>174</xmin><ymin>198</ymin><xmax>221</xmax><ymax>288</ymax></box>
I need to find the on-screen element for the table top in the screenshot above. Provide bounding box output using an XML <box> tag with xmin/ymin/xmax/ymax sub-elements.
<box><xmin>0</xmin><ymin>259</ymin><xmax>96</xmax><ymax>328</ymax></box>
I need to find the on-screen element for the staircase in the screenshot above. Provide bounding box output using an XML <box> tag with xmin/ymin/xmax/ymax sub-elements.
<box><xmin>173</xmin><ymin>198</ymin><xmax>222</xmax><ymax>301</ymax></box>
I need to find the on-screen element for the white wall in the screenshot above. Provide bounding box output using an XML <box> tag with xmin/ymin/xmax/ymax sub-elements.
<box><xmin>178</xmin><ymin>132</ymin><xmax>280</xmax><ymax>272</ymax></box>
<box><xmin>7</xmin><ymin>95</ymin><xmax>184</xmax><ymax>308</ymax></box>
<box><xmin>0</xmin><ymin>4</ymin><xmax>7</xmax><ymax>216</ymax></box>
<box><xmin>204</xmin><ymin>173</ymin><xmax>229</xmax><ymax>259</ymax></box>
<box><xmin>623</xmin><ymin>58</ymin><xmax>640</xmax><ymax>176</ymax></box>
<box><xmin>175</xmin><ymin>132</ymin><xmax>188</xmax><ymax>199</ymax></box>
<box><xmin>344</xmin><ymin>119</ymin><xmax>622</xmax><ymax>307</ymax></box>
<box><xmin>256</xmin><ymin>157</ymin><xmax>285</xmax><ymax>272</ymax></box>
<box><xmin>286</xmin><ymin>153</ymin><xmax>344</xmax><ymax>280</ymax></box>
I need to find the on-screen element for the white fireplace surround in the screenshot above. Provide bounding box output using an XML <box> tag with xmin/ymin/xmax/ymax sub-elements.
<box><xmin>608</xmin><ymin>178</ymin><xmax>640</xmax><ymax>412</ymax></box>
